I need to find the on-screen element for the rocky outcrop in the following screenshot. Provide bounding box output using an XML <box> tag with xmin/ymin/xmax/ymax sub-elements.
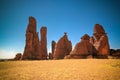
<box><xmin>90</xmin><ymin>24</ymin><xmax>110</xmax><ymax>58</ymax></box>
<box><xmin>65</xmin><ymin>34</ymin><xmax>96</xmax><ymax>59</ymax></box>
<box><xmin>22</xmin><ymin>16</ymin><xmax>47</xmax><ymax>60</ymax></box>
<box><xmin>40</xmin><ymin>27</ymin><xmax>48</xmax><ymax>59</ymax></box>
<box><xmin>53</xmin><ymin>32</ymin><xmax>72</xmax><ymax>59</ymax></box>
<box><xmin>14</xmin><ymin>53</ymin><xmax>22</xmax><ymax>60</ymax></box>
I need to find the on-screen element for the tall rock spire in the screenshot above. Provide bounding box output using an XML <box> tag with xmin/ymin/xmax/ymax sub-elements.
<box><xmin>22</xmin><ymin>16</ymin><xmax>42</xmax><ymax>60</ymax></box>
<box><xmin>40</xmin><ymin>26</ymin><xmax>48</xmax><ymax>59</ymax></box>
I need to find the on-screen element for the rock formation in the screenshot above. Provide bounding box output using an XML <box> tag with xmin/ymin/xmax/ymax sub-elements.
<box><xmin>40</xmin><ymin>27</ymin><xmax>48</xmax><ymax>59</ymax></box>
<box><xmin>53</xmin><ymin>32</ymin><xmax>72</xmax><ymax>59</ymax></box>
<box><xmin>14</xmin><ymin>53</ymin><xmax>22</xmax><ymax>60</ymax></box>
<box><xmin>49</xmin><ymin>53</ymin><xmax>53</xmax><ymax>60</ymax></box>
<box><xmin>49</xmin><ymin>40</ymin><xmax>56</xmax><ymax>59</ymax></box>
<box><xmin>90</xmin><ymin>24</ymin><xmax>110</xmax><ymax>58</ymax></box>
<box><xmin>110</xmin><ymin>49</ymin><xmax>120</xmax><ymax>58</ymax></box>
<box><xmin>22</xmin><ymin>16</ymin><xmax>47</xmax><ymax>60</ymax></box>
<box><xmin>65</xmin><ymin>34</ymin><xmax>96</xmax><ymax>59</ymax></box>
<box><xmin>22</xmin><ymin>17</ymin><xmax>111</xmax><ymax>60</ymax></box>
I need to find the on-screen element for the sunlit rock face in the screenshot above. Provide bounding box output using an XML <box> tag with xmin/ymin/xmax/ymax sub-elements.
<box><xmin>53</xmin><ymin>32</ymin><xmax>72</xmax><ymax>59</ymax></box>
<box><xmin>14</xmin><ymin>53</ymin><xmax>22</xmax><ymax>60</ymax></box>
<box><xmin>65</xmin><ymin>34</ymin><xmax>96</xmax><ymax>59</ymax></box>
<box><xmin>22</xmin><ymin>16</ymin><xmax>48</xmax><ymax>60</ymax></box>
<box><xmin>90</xmin><ymin>24</ymin><xmax>110</xmax><ymax>58</ymax></box>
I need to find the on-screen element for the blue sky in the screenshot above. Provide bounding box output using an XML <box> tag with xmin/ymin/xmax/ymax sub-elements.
<box><xmin>0</xmin><ymin>0</ymin><xmax>120</xmax><ymax>59</ymax></box>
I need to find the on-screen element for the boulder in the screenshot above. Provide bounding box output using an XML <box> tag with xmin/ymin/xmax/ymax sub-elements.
<box><xmin>14</xmin><ymin>53</ymin><xmax>22</xmax><ymax>60</ymax></box>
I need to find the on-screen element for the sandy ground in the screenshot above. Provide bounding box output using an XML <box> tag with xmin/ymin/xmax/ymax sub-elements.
<box><xmin>0</xmin><ymin>59</ymin><xmax>120</xmax><ymax>80</ymax></box>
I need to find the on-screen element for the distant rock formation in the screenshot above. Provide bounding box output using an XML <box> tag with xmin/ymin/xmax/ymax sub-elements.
<box><xmin>65</xmin><ymin>34</ymin><xmax>96</xmax><ymax>59</ymax></box>
<box><xmin>52</xmin><ymin>40</ymin><xmax>56</xmax><ymax>55</ymax></box>
<box><xmin>14</xmin><ymin>53</ymin><xmax>22</xmax><ymax>60</ymax></box>
<box><xmin>90</xmin><ymin>24</ymin><xmax>110</xmax><ymax>58</ymax></box>
<box><xmin>53</xmin><ymin>32</ymin><xmax>72</xmax><ymax>59</ymax></box>
<box><xmin>110</xmin><ymin>49</ymin><xmax>120</xmax><ymax>58</ymax></box>
<box><xmin>49</xmin><ymin>40</ymin><xmax>56</xmax><ymax>59</ymax></box>
<box><xmin>22</xmin><ymin>16</ymin><xmax>47</xmax><ymax>60</ymax></box>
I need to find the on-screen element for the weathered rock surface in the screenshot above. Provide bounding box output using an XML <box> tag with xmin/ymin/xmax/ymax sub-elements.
<box><xmin>65</xmin><ymin>34</ymin><xmax>96</xmax><ymax>59</ymax></box>
<box><xmin>22</xmin><ymin>16</ymin><xmax>47</xmax><ymax>60</ymax></box>
<box><xmin>53</xmin><ymin>32</ymin><xmax>72</xmax><ymax>59</ymax></box>
<box><xmin>14</xmin><ymin>53</ymin><xmax>22</xmax><ymax>60</ymax></box>
<box><xmin>90</xmin><ymin>24</ymin><xmax>110</xmax><ymax>58</ymax></box>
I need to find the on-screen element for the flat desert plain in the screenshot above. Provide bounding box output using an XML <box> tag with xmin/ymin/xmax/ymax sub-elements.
<box><xmin>0</xmin><ymin>59</ymin><xmax>120</xmax><ymax>80</ymax></box>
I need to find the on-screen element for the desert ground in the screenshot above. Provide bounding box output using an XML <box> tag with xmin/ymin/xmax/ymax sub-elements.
<box><xmin>0</xmin><ymin>59</ymin><xmax>120</xmax><ymax>80</ymax></box>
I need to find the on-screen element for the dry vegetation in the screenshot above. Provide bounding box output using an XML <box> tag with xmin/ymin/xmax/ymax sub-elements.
<box><xmin>0</xmin><ymin>59</ymin><xmax>120</xmax><ymax>80</ymax></box>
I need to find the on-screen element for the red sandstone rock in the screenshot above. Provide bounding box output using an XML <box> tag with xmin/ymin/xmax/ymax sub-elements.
<box><xmin>53</xmin><ymin>32</ymin><xmax>72</xmax><ymax>59</ymax></box>
<box><xmin>14</xmin><ymin>53</ymin><xmax>22</xmax><ymax>60</ymax></box>
<box><xmin>90</xmin><ymin>24</ymin><xmax>110</xmax><ymax>58</ymax></box>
